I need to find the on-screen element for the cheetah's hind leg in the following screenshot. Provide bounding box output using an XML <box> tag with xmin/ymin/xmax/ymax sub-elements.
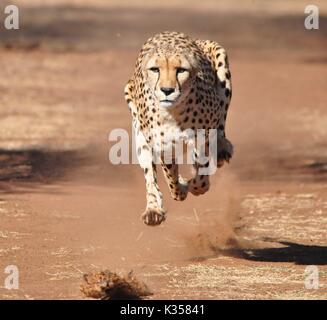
<box><xmin>217</xmin><ymin>136</ymin><xmax>233</xmax><ymax>167</ymax></box>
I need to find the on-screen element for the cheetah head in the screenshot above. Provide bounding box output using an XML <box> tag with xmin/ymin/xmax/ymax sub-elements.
<box><xmin>145</xmin><ymin>52</ymin><xmax>198</xmax><ymax>108</ymax></box>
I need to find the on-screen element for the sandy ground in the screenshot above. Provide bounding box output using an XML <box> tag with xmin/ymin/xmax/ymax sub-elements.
<box><xmin>0</xmin><ymin>0</ymin><xmax>327</xmax><ymax>299</ymax></box>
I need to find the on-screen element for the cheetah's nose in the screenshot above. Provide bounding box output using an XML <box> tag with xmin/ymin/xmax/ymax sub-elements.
<box><xmin>160</xmin><ymin>87</ymin><xmax>175</xmax><ymax>96</ymax></box>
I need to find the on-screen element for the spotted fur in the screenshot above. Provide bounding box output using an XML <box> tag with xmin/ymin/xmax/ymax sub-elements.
<box><xmin>124</xmin><ymin>31</ymin><xmax>233</xmax><ymax>226</ymax></box>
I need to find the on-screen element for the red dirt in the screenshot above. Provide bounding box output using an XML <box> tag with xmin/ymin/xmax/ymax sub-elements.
<box><xmin>0</xmin><ymin>0</ymin><xmax>326</xmax><ymax>299</ymax></box>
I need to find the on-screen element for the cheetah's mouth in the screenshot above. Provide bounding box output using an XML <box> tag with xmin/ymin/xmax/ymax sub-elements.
<box><xmin>159</xmin><ymin>99</ymin><xmax>175</xmax><ymax>107</ymax></box>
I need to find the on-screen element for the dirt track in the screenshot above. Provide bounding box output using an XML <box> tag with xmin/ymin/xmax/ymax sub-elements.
<box><xmin>0</xmin><ymin>0</ymin><xmax>327</xmax><ymax>299</ymax></box>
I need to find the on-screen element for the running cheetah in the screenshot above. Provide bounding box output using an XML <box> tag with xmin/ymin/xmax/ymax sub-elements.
<box><xmin>124</xmin><ymin>31</ymin><xmax>233</xmax><ymax>226</ymax></box>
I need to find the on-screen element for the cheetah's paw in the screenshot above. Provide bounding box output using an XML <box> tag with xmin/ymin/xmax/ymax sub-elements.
<box><xmin>171</xmin><ymin>177</ymin><xmax>188</xmax><ymax>201</ymax></box>
<box><xmin>188</xmin><ymin>179</ymin><xmax>210</xmax><ymax>196</ymax></box>
<box><xmin>142</xmin><ymin>208</ymin><xmax>166</xmax><ymax>226</ymax></box>
<box><xmin>217</xmin><ymin>137</ymin><xmax>233</xmax><ymax>167</ymax></box>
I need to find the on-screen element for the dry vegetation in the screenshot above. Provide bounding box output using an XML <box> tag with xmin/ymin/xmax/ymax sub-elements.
<box><xmin>0</xmin><ymin>0</ymin><xmax>326</xmax><ymax>299</ymax></box>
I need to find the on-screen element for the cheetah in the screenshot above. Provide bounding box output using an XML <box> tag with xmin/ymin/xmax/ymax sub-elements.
<box><xmin>124</xmin><ymin>31</ymin><xmax>233</xmax><ymax>226</ymax></box>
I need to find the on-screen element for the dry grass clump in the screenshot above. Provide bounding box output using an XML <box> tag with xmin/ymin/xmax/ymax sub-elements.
<box><xmin>80</xmin><ymin>270</ymin><xmax>152</xmax><ymax>300</ymax></box>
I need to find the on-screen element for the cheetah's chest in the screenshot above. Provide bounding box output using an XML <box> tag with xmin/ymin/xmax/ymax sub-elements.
<box><xmin>149</xmin><ymin>108</ymin><xmax>196</xmax><ymax>157</ymax></box>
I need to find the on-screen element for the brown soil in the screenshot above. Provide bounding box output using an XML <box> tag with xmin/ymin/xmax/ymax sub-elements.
<box><xmin>0</xmin><ymin>0</ymin><xmax>326</xmax><ymax>299</ymax></box>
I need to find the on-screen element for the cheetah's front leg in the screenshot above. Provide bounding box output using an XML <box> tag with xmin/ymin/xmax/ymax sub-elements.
<box><xmin>141</xmin><ymin>162</ymin><xmax>166</xmax><ymax>226</ymax></box>
<box><xmin>188</xmin><ymin>133</ymin><xmax>233</xmax><ymax>196</ymax></box>
<box><xmin>188</xmin><ymin>144</ymin><xmax>211</xmax><ymax>196</ymax></box>
<box><xmin>161</xmin><ymin>159</ymin><xmax>188</xmax><ymax>201</ymax></box>
<box><xmin>188</xmin><ymin>163</ymin><xmax>211</xmax><ymax>196</ymax></box>
<box><xmin>136</xmin><ymin>129</ymin><xmax>166</xmax><ymax>226</ymax></box>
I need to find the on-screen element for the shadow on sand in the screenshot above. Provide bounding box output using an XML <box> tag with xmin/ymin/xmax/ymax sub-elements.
<box><xmin>0</xmin><ymin>149</ymin><xmax>88</xmax><ymax>194</ymax></box>
<box><xmin>191</xmin><ymin>239</ymin><xmax>327</xmax><ymax>265</ymax></box>
<box><xmin>232</xmin><ymin>241</ymin><xmax>327</xmax><ymax>265</ymax></box>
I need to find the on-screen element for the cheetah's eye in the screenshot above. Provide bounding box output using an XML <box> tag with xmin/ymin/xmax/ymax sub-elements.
<box><xmin>176</xmin><ymin>67</ymin><xmax>188</xmax><ymax>74</ymax></box>
<box><xmin>149</xmin><ymin>67</ymin><xmax>160</xmax><ymax>73</ymax></box>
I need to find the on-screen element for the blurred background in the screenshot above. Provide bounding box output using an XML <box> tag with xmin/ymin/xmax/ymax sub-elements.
<box><xmin>0</xmin><ymin>0</ymin><xmax>326</xmax><ymax>180</ymax></box>
<box><xmin>0</xmin><ymin>0</ymin><xmax>326</xmax><ymax>153</ymax></box>
<box><xmin>0</xmin><ymin>0</ymin><xmax>326</xmax><ymax>299</ymax></box>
